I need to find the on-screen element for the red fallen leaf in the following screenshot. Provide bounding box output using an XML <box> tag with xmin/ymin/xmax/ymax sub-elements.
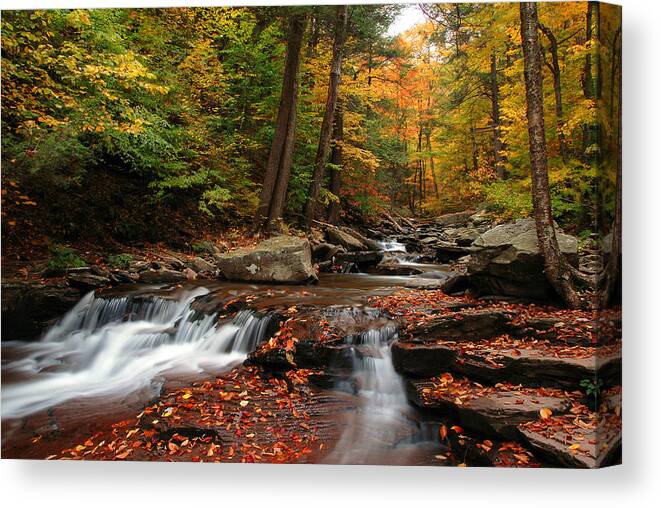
<box><xmin>450</xmin><ymin>425</ymin><xmax>464</xmax><ymax>434</ymax></box>
<box><xmin>167</xmin><ymin>442</ymin><xmax>179</xmax><ymax>453</ymax></box>
<box><xmin>115</xmin><ymin>450</ymin><xmax>131</xmax><ymax>459</ymax></box>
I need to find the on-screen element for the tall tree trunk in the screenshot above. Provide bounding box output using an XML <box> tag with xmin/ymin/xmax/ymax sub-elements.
<box><xmin>471</xmin><ymin>125</ymin><xmax>479</xmax><ymax>172</ymax></box>
<box><xmin>490</xmin><ymin>52</ymin><xmax>506</xmax><ymax>179</ymax></box>
<box><xmin>600</xmin><ymin>23</ymin><xmax>622</xmax><ymax>308</ymax></box>
<box><xmin>520</xmin><ymin>2</ymin><xmax>581</xmax><ymax>308</ymax></box>
<box><xmin>327</xmin><ymin>100</ymin><xmax>344</xmax><ymax>224</ymax></box>
<box><xmin>254</xmin><ymin>13</ymin><xmax>307</xmax><ymax>230</ymax></box>
<box><xmin>304</xmin><ymin>5</ymin><xmax>349</xmax><ymax>229</ymax></box>
<box><xmin>425</xmin><ymin>82</ymin><xmax>439</xmax><ymax>199</ymax></box>
<box><xmin>582</xmin><ymin>2</ymin><xmax>602</xmax><ymax>160</ymax></box>
<box><xmin>539</xmin><ymin>23</ymin><xmax>569</xmax><ymax>164</ymax></box>
<box><xmin>416</xmin><ymin>121</ymin><xmax>424</xmax><ymax>210</ymax></box>
<box><xmin>426</xmin><ymin>129</ymin><xmax>440</xmax><ymax>199</ymax></box>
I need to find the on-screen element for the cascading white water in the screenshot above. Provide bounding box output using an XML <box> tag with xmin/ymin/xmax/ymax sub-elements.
<box><xmin>378</xmin><ymin>240</ymin><xmax>407</xmax><ymax>253</ymax></box>
<box><xmin>325</xmin><ymin>325</ymin><xmax>417</xmax><ymax>464</ymax></box>
<box><xmin>1</xmin><ymin>289</ymin><xmax>275</xmax><ymax>420</ymax></box>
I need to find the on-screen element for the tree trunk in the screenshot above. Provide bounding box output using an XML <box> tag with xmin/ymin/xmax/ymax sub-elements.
<box><xmin>327</xmin><ymin>100</ymin><xmax>344</xmax><ymax>224</ymax></box>
<box><xmin>582</xmin><ymin>2</ymin><xmax>602</xmax><ymax>160</ymax></box>
<box><xmin>254</xmin><ymin>13</ymin><xmax>307</xmax><ymax>230</ymax></box>
<box><xmin>539</xmin><ymin>23</ymin><xmax>569</xmax><ymax>164</ymax></box>
<box><xmin>600</xmin><ymin>23</ymin><xmax>621</xmax><ymax>308</ymax></box>
<box><xmin>471</xmin><ymin>125</ymin><xmax>479</xmax><ymax>172</ymax></box>
<box><xmin>490</xmin><ymin>52</ymin><xmax>506</xmax><ymax>179</ymax></box>
<box><xmin>416</xmin><ymin>121</ymin><xmax>424</xmax><ymax>210</ymax></box>
<box><xmin>520</xmin><ymin>2</ymin><xmax>581</xmax><ymax>308</ymax></box>
<box><xmin>426</xmin><ymin>129</ymin><xmax>440</xmax><ymax>199</ymax></box>
<box><xmin>303</xmin><ymin>5</ymin><xmax>349</xmax><ymax>229</ymax></box>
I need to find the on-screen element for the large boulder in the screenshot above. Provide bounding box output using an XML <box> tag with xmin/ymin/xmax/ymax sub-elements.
<box><xmin>469</xmin><ymin>218</ymin><xmax>578</xmax><ymax>300</ymax></box>
<box><xmin>325</xmin><ymin>227</ymin><xmax>367</xmax><ymax>252</ymax></box>
<box><xmin>1</xmin><ymin>282</ymin><xmax>81</xmax><ymax>340</ymax></box>
<box><xmin>215</xmin><ymin>235</ymin><xmax>317</xmax><ymax>284</ymax></box>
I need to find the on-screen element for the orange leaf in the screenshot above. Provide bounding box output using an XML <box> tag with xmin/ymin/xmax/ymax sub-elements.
<box><xmin>539</xmin><ymin>408</ymin><xmax>553</xmax><ymax>419</ymax></box>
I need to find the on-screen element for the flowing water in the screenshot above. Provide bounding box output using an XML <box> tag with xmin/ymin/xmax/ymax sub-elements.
<box><xmin>323</xmin><ymin>325</ymin><xmax>438</xmax><ymax>465</ymax></box>
<box><xmin>1</xmin><ymin>288</ymin><xmax>276</xmax><ymax>420</ymax></box>
<box><xmin>1</xmin><ymin>271</ymin><xmax>446</xmax><ymax>463</ymax></box>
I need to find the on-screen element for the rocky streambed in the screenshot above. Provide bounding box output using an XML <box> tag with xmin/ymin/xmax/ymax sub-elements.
<box><xmin>1</xmin><ymin>212</ymin><xmax>621</xmax><ymax>467</ymax></box>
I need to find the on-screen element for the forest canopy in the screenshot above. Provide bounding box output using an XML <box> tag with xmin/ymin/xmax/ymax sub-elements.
<box><xmin>2</xmin><ymin>3</ymin><xmax>620</xmax><ymax>240</ymax></box>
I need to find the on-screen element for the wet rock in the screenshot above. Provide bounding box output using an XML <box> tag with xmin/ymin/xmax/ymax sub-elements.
<box><xmin>407</xmin><ymin>378</ymin><xmax>572</xmax><ymax>440</ymax></box>
<box><xmin>392</xmin><ymin>342</ymin><xmax>455</xmax><ymax>377</ymax></box>
<box><xmin>313</xmin><ymin>243</ymin><xmax>346</xmax><ymax>262</ymax></box>
<box><xmin>451</xmin><ymin>228</ymin><xmax>480</xmax><ymax>246</ymax></box>
<box><xmin>67</xmin><ymin>271</ymin><xmax>112</xmax><ymax>291</ymax></box>
<box><xmin>407</xmin><ymin>309</ymin><xmax>516</xmax><ymax>342</ymax></box>
<box><xmin>157</xmin><ymin>254</ymin><xmax>185</xmax><ymax>270</ymax></box>
<box><xmin>313</xmin><ymin>242</ymin><xmax>336</xmax><ymax>261</ymax></box>
<box><xmin>517</xmin><ymin>426</ymin><xmax>620</xmax><ymax>468</ymax></box>
<box><xmin>249</xmin><ymin>306</ymin><xmax>394</xmax><ymax>372</ymax></box>
<box><xmin>407</xmin><ymin>271</ymin><xmax>469</xmax><ymax>293</ymax></box>
<box><xmin>1</xmin><ymin>282</ymin><xmax>81</xmax><ymax>340</ymax></box>
<box><xmin>325</xmin><ymin>227</ymin><xmax>366</xmax><ymax>252</ymax></box>
<box><xmin>337</xmin><ymin>226</ymin><xmax>383</xmax><ymax>251</ymax></box>
<box><xmin>110</xmin><ymin>270</ymin><xmax>140</xmax><ymax>284</ymax></box>
<box><xmin>187</xmin><ymin>256</ymin><xmax>216</xmax><ymax>274</ymax></box>
<box><xmin>435</xmin><ymin>242</ymin><xmax>478</xmax><ymax>263</ymax></box>
<box><xmin>469</xmin><ymin>218</ymin><xmax>578</xmax><ymax>300</ymax></box>
<box><xmin>128</xmin><ymin>260</ymin><xmax>151</xmax><ymax>273</ymax></box>
<box><xmin>334</xmin><ymin>250</ymin><xmax>384</xmax><ymax>268</ymax></box>
<box><xmin>393</xmin><ymin>341</ymin><xmax>621</xmax><ymax>388</ymax></box>
<box><xmin>215</xmin><ymin>235</ymin><xmax>317</xmax><ymax>284</ymax></box>
<box><xmin>371</xmin><ymin>263</ymin><xmax>425</xmax><ymax>276</ymax></box>
<box><xmin>138</xmin><ymin>268</ymin><xmax>187</xmax><ymax>284</ymax></box>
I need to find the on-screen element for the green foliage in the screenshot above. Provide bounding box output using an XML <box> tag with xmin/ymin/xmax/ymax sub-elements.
<box><xmin>484</xmin><ymin>180</ymin><xmax>533</xmax><ymax>220</ymax></box>
<box><xmin>1</xmin><ymin>7</ymin><xmax>282</xmax><ymax>220</ymax></box>
<box><xmin>580</xmin><ymin>378</ymin><xmax>604</xmax><ymax>398</ymax></box>
<box><xmin>108</xmin><ymin>253</ymin><xmax>133</xmax><ymax>269</ymax></box>
<box><xmin>46</xmin><ymin>244</ymin><xmax>87</xmax><ymax>273</ymax></box>
<box><xmin>192</xmin><ymin>241</ymin><xmax>216</xmax><ymax>255</ymax></box>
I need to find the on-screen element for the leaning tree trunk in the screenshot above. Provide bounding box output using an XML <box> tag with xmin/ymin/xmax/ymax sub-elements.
<box><xmin>254</xmin><ymin>13</ymin><xmax>307</xmax><ymax>231</ymax></box>
<box><xmin>520</xmin><ymin>2</ymin><xmax>582</xmax><ymax>309</ymax></box>
<box><xmin>327</xmin><ymin>100</ymin><xmax>344</xmax><ymax>224</ymax></box>
<box><xmin>304</xmin><ymin>5</ymin><xmax>349</xmax><ymax>229</ymax></box>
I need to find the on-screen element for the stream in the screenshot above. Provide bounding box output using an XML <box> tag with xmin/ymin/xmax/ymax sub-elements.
<box><xmin>1</xmin><ymin>244</ymin><xmax>448</xmax><ymax>464</ymax></box>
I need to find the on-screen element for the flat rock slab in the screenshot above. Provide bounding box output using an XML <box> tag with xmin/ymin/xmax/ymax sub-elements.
<box><xmin>517</xmin><ymin>425</ymin><xmax>620</xmax><ymax>469</ymax></box>
<box><xmin>407</xmin><ymin>376</ymin><xmax>573</xmax><ymax>440</ymax></box>
<box><xmin>516</xmin><ymin>386</ymin><xmax>622</xmax><ymax>468</ymax></box>
<box><xmin>393</xmin><ymin>339</ymin><xmax>621</xmax><ymax>388</ymax></box>
<box><xmin>406</xmin><ymin>309</ymin><xmax>516</xmax><ymax>342</ymax></box>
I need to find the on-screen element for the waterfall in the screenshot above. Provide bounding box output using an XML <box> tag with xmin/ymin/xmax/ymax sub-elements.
<box><xmin>325</xmin><ymin>324</ymin><xmax>420</xmax><ymax>464</ymax></box>
<box><xmin>378</xmin><ymin>240</ymin><xmax>406</xmax><ymax>253</ymax></box>
<box><xmin>1</xmin><ymin>289</ymin><xmax>276</xmax><ymax>420</ymax></box>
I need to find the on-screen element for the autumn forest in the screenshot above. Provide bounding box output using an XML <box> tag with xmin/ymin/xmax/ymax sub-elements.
<box><xmin>1</xmin><ymin>2</ymin><xmax>621</xmax><ymax>468</ymax></box>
